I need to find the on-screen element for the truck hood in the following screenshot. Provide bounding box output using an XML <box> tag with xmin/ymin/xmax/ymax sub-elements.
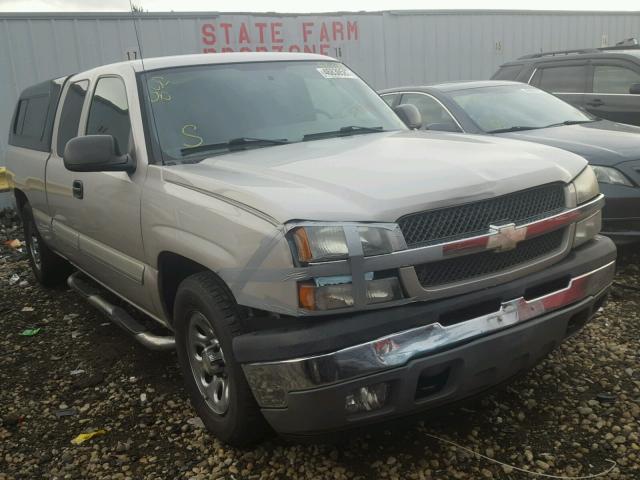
<box><xmin>501</xmin><ymin>120</ymin><xmax>640</xmax><ymax>166</ymax></box>
<box><xmin>162</xmin><ymin>130</ymin><xmax>586</xmax><ymax>224</ymax></box>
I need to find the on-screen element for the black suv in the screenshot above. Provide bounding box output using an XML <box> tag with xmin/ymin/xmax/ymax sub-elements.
<box><xmin>492</xmin><ymin>42</ymin><xmax>640</xmax><ymax>126</ymax></box>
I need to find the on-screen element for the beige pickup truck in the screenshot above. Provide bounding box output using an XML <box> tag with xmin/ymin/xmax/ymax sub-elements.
<box><xmin>6</xmin><ymin>52</ymin><xmax>616</xmax><ymax>445</ymax></box>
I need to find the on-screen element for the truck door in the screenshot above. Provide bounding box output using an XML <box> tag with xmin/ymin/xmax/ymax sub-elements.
<box><xmin>46</xmin><ymin>79</ymin><xmax>89</xmax><ymax>259</ymax></box>
<box><xmin>46</xmin><ymin>71</ymin><xmax>152</xmax><ymax>311</ymax></box>
<box><xmin>585</xmin><ymin>59</ymin><xmax>640</xmax><ymax>126</ymax></box>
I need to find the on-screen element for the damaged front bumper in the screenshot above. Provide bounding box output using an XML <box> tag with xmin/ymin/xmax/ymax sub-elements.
<box><xmin>236</xmin><ymin>236</ymin><xmax>616</xmax><ymax>435</ymax></box>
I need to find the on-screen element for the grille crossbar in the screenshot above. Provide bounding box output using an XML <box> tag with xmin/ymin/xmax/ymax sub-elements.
<box><xmin>414</xmin><ymin>229</ymin><xmax>566</xmax><ymax>288</ymax></box>
<box><xmin>398</xmin><ymin>183</ymin><xmax>566</xmax><ymax>248</ymax></box>
<box><xmin>399</xmin><ymin>184</ymin><xmax>568</xmax><ymax>289</ymax></box>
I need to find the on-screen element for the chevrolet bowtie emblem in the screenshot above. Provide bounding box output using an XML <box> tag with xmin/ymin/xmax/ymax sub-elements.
<box><xmin>488</xmin><ymin>223</ymin><xmax>527</xmax><ymax>252</ymax></box>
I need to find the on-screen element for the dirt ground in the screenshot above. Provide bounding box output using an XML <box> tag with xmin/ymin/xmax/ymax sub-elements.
<box><xmin>1</xmin><ymin>207</ymin><xmax>639</xmax><ymax>480</ymax></box>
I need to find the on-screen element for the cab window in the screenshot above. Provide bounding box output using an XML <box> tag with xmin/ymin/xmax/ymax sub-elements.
<box><xmin>87</xmin><ymin>77</ymin><xmax>132</xmax><ymax>154</ymax></box>
<box><xmin>57</xmin><ymin>80</ymin><xmax>89</xmax><ymax>156</ymax></box>
<box><xmin>19</xmin><ymin>95</ymin><xmax>49</xmax><ymax>139</ymax></box>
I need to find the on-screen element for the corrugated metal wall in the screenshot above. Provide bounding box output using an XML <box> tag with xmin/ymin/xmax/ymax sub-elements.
<box><xmin>1</xmin><ymin>10</ymin><xmax>640</xmax><ymax>206</ymax></box>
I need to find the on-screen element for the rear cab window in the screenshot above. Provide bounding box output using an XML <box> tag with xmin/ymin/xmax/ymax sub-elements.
<box><xmin>9</xmin><ymin>78</ymin><xmax>65</xmax><ymax>152</ymax></box>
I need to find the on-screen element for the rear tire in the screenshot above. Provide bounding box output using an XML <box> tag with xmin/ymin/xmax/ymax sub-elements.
<box><xmin>173</xmin><ymin>271</ymin><xmax>270</xmax><ymax>446</ymax></box>
<box><xmin>21</xmin><ymin>204</ymin><xmax>73</xmax><ymax>287</ymax></box>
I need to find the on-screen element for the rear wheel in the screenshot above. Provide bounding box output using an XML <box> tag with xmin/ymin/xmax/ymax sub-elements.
<box><xmin>22</xmin><ymin>204</ymin><xmax>72</xmax><ymax>287</ymax></box>
<box><xmin>173</xmin><ymin>272</ymin><xmax>270</xmax><ymax>446</ymax></box>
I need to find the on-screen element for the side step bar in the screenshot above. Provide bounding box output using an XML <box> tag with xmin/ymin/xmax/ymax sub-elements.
<box><xmin>67</xmin><ymin>272</ymin><xmax>175</xmax><ymax>351</ymax></box>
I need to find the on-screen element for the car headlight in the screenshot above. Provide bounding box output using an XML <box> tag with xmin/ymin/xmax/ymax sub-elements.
<box><xmin>289</xmin><ymin>223</ymin><xmax>407</xmax><ymax>310</ymax></box>
<box><xmin>571</xmin><ymin>167</ymin><xmax>602</xmax><ymax>247</ymax></box>
<box><xmin>299</xmin><ymin>276</ymin><xmax>403</xmax><ymax>310</ymax></box>
<box><xmin>573</xmin><ymin>166</ymin><xmax>600</xmax><ymax>205</ymax></box>
<box><xmin>290</xmin><ymin>224</ymin><xmax>406</xmax><ymax>263</ymax></box>
<box><xmin>591</xmin><ymin>165</ymin><xmax>634</xmax><ymax>187</ymax></box>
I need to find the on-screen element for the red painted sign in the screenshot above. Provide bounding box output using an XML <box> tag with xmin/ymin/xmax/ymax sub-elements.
<box><xmin>200</xmin><ymin>19</ymin><xmax>359</xmax><ymax>55</ymax></box>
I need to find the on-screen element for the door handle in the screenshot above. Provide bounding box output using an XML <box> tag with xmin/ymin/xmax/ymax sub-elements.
<box><xmin>586</xmin><ymin>99</ymin><xmax>604</xmax><ymax>107</ymax></box>
<box><xmin>72</xmin><ymin>180</ymin><xmax>83</xmax><ymax>199</ymax></box>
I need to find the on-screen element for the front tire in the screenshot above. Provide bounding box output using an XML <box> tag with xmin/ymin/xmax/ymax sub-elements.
<box><xmin>173</xmin><ymin>272</ymin><xmax>269</xmax><ymax>446</ymax></box>
<box><xmin>21</xmin><ymin>204</ymin><xmax>72</xmax><ymax>287</ymax></box>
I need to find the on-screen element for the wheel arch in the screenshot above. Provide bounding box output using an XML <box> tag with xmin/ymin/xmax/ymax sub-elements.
<box><xmin>157</xmin><ymin>251</ymin><xmax>237</xmax><ymax>326</ymax></box>
<box><xmin>14</xmin><ymin>188</ymin><xmax>29</xmax><ymax>217</ymax></box>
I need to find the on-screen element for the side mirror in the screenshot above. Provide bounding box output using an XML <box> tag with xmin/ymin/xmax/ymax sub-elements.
<box><xmin>63</xmin><ymin>135</ymin><xmax>135</xmax><ymax>173</ymax></box>
<box><xmin>629</xmin><ymin>83</ymin><xmax>640</xmax><ymax>95</ymax></box>
<box><xmin>393</xmin><ymin>104</ymin><xmax>422</xmax><ymax>129</ymax></box>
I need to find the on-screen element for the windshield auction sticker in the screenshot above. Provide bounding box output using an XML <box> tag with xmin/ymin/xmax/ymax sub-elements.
<box><xmin>317</xmin><ymin>63</ymin><xmax>357</xmax><ymax>79</ymax></box>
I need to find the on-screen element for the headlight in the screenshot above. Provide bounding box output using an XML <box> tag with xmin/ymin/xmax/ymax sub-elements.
<box><xmin>299</xmin><ymin>277</ymin><xmax>402</xmax><ymax>310</ymax></box>
<box><xmin>571</xmin><ymin>167</ymin><xmax>602</xmax><ymax>246</ymax></box>
<box><xmin>573</xmin><ymin>166</ymin><xmax>600</xmax><ymax>204</ymax></box>
<box><xmin>290</xmin><ymin>224</ymin><xmax>406</xmax><ymax>263</ymax></box>
<box><xmin>591</xmin><ymin>165</ymin><xmax>634</xmax><ymax>187</ymax></box>
<box><xmin>290</xmin><ymin>223</ymin><xmax>407</xmax><ymax>310</ymax></box>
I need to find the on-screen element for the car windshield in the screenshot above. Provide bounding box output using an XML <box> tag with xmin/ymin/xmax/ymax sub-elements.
<box><xmin>449</xmin><ymin>84</ymin><xmax>594</xmax><ymax>133</ymax></box>
<box><xmin>142</xmin><ymin>60</ymin><xmax>406</xmax><ymax>163</ymax></box>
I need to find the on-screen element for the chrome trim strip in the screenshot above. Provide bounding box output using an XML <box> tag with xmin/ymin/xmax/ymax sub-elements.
<box><xmin>243</xmin><ymin>261</ymin><xmax>615</xmax><ymax>407</ymax></box>
<box><xmin>398</xmin><ymin>225</ymin><xmax>574</xmax><ymax>301</ymax></box>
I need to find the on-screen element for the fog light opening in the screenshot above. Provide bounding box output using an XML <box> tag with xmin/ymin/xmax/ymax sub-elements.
<box><xmin>345</xmin><ymin>382</ymin><xmax>390</xmax><ymax>413</ymax></box>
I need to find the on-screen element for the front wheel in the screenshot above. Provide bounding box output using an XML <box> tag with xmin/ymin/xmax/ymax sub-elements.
<box><xmin>173</xmin><ymin>272</ymin><xmax>269</xmax><ymax>446</ymax></box>
<box><xmin>22</xmin><ymin>204</ymin><xmax>72</xmax><ymax>287</ymax></box>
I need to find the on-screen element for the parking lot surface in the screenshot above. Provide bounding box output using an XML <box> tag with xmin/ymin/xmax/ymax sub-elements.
<box><xmin>1</xmin><ymin>209</ymin><xmax>639</xmax><ymax>480</ymax></box>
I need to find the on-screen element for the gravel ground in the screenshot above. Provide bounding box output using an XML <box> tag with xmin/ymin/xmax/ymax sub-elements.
<box><xmin>1</xmin><ymin>206</ymin><xmax>639</xmax><ymax>480</ymax></box>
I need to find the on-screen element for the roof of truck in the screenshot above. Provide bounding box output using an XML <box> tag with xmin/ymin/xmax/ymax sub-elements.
<box><xmin>98</xmin><ymin>52</ymin><xmax>337</xmax><ymax>73</ymax></box>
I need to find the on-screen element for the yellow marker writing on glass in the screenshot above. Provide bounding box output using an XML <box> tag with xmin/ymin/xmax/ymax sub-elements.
<box><xmin>149</xmin><ymin>76</ymin><xmax>171</xmax><ymax>103</ymax></box>
<box><xmin>182</xmin><ymin>124</ymin><xmax>204</xmax><ymax>148</ymax></box>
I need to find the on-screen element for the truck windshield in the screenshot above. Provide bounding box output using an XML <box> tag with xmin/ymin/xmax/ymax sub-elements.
<box><xmin>449</xmin><ymin>84</ymin><xmax>595</xmax><ymax>134</ymax></box>
<box><xmin>142</xmin><ymin>60</ymin><xmax>406</xmax><ymax>163</ymax></box>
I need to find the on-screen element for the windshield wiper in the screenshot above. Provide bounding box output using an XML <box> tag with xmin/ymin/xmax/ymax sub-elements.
<box><xmin>303</xmin><ymin>125</ymin><xmax>384</xmax><ymax>141</ymax></box>
<box><xmin>180</xmin><ymin>137</ymin><xmax>288</xmax><ymax>156</ymax></box>
<box><xmin>543</xmin><ymin>119</ymin><xmax>599</xmax><ymax>128</ymax></box>
<box><xmin>486</xmin><ymin>126</ymin><xmax>541</xmax><ymax>134</ymax></box>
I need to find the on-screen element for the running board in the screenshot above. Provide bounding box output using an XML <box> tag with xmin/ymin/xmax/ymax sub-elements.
<box><xmin>67</xmin><ymin>272</ymin><xmax>175</xmax><ymax>351</ymax></box>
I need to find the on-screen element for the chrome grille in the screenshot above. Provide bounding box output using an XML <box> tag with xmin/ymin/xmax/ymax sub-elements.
<box><xmin>398</xmin><ymin>183</ymin><xmax>566</xmax><ymax>248</ymax></box>
<box><xmin>414</xmin><ymin>229</ymin><xmax>565</xmax><ymax>288</ymax></box>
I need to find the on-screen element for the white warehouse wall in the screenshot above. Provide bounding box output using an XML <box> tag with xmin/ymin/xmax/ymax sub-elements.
<box><xmin>1</xmin><ymin>9</ymin><xmax>640</xmax><ymax>206</ymax></box>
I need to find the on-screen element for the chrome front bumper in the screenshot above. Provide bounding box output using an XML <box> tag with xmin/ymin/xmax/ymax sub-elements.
<box><xmin>243</xmin><ymin>260</ymin><xmax>615</xmax><ymax>408</ymax></box>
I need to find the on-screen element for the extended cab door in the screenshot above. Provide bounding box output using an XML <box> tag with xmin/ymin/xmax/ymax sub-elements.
<box><xmin>529</xmin><ymin>60</ymin><xmax>588</xmax><ymax>112</ymax></box>
<box><xmin>585</xmin><ymin>59</ymin><xmax>640</xmax><ymax>126</ymax></box>
<box><xmin>46</xmin><ymin>68</ymin><xmax>152</xmax><ymax>310</ymax></box>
